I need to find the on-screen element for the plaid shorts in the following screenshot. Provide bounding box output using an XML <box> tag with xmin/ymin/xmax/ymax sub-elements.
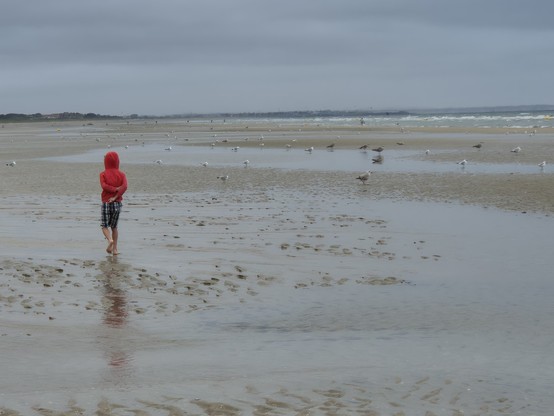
<box><xmin>101</xmin><ymin>202</ymin><xmax>122</xmax><ymax>229</ymax></box>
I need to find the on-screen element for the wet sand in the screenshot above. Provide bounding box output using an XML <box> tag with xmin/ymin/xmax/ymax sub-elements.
<box><xmin>1</xmin><ymin>120</ymin><xmax>553</xmax><ymax>415</ymax></box>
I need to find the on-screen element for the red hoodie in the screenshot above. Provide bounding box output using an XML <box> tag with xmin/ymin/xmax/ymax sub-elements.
<box><xmin>100</xmin><ymin>151</ymin><xmax>128</xmax><ymax>203</ymax></box>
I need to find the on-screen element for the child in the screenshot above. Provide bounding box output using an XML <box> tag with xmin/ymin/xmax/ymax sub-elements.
<box><xmin>100</xmin><ymin>151</ymin><xmax>128</xmax><ymax>255</ymax></box>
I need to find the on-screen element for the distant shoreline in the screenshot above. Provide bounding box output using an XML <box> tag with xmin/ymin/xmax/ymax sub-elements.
<box><xmin>2</xmin><ymin>105</ymin><xmax>554</xmax><ymax>122</ymax></box>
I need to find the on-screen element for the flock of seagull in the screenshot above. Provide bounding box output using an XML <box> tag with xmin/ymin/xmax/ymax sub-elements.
<box><xmin>5</xmin><ymin>139</ymin><xmax>548</xmax><ymax>186</ymax></box>
<box><xmin>453</xmin><ymin>144</ymin><xmax>546</xmax><ymax>170</ymax></box>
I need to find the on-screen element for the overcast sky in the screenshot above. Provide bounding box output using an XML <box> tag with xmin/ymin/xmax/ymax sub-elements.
<box><xmin>1</xmin><ymin>0</ymin><xmax>553</xmax><ymax>116</ymax></box>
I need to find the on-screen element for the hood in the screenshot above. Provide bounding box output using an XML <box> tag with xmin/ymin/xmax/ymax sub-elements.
<box><xmin>104</xmin><ymin>151</ymin><xmax>120</xmax><ymax>169</ymax></box>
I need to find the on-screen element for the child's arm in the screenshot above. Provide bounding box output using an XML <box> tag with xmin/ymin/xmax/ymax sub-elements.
<box><xmin>107</xmin><ymin>174</ymin><xmax>128</xmax><ymax>202</ymax></box>
<box><xmin>100</xmin><ymin>173</ymin><xmax>119</xmax><ymax>192</ymax></box>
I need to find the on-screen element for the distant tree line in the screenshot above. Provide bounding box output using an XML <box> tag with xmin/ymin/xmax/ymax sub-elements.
<box><xmin>0</xmin><ymin>112</ymin><xmax>121</xmax><ymax>122</ymax></box>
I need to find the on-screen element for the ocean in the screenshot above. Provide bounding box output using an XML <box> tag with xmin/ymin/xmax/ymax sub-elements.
<box><xmin>179</xmin><ymin>109</ymin><xmax>554</xmax><ymax>129</ymax></box>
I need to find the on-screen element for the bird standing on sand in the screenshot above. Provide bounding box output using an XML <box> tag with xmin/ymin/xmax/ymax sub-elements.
<box><xmin>243</xmin><ymin>160</ymin><xmax>250</xmax><ymax>167</ymax></box>
<box><xmin>511</xmin><ymin>146</ymin><xmax>522</xmax><ymax>153</ymax></box>
<box><xmin>201</xmin><ymin>161</ymin><xmax>208</xmax><ymax>167</ymax></box>
<box><xmin>154</xmin><ymin>159</ymin><xmax>163</xmax><ymax>165</ymax></box>
<box><xmin>305</xmin><ymin>146</ymin><xmax>314</xmax><ymax>153</ymax></box>
<box><xmin>165</xmin><ymin>146</ymin><xmax>172</xmax><ymax>151</ymax></box>
<box><xmin>326</xmin><ymin>143</ymin><xmax>335</xmax><ymax>150</ymax></box>
<box><xmin>359</xmin><ymin>144</ymin><xmax>368</xmax><ymax>150</ymax></box>
<box><xmin>217</xmin><ymin>175</ymin><xmax>229</xmax><ymax>181</ymax></box>
<box><xmin>473</xmin><ymin>143</ymin><xmax>483</xmax><ymax>149</ymax></box>
<box><xmin>372</xmin><ymin>154</ymin><xmax>383</xmax><ymax>164</ymax></box>
<box><xmin>538</xmin><ymin>161</ymin><xmax>546</xmax><ymax>169</ymax></box>
<box><xmin>372</xmin><ymin>146</ymin><xmax>384</xmax><ymax>153</ymax></box>
<box><xmin>356</xmin><ymin>171</ymin><xmax>372</xmax><ymax>184</ymax></box>
<box><xmin>457</xmin><ymin>159</ymin><xmax>467</xmax><ymax>167</ymax></box>
<box><xmin>6</xmin><ymin>160</ymin><xmax>16</xmax><ymax>167</ymax></box>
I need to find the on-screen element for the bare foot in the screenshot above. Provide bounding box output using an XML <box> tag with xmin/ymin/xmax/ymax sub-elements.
<box><xmin>112</xmin><ymin>250</ymin><xmax>119</xmax><ymax>256</ymax></box>
<box><xmin>106</xmin><ymin>240</ymin><xmax>114</xmax><ymax>254</ymax></box>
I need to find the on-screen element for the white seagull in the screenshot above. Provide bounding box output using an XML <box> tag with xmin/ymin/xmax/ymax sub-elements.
<box><xmin>511</xmin><ymin>146</ymin><xmax>521</xmax><ymax>153</ymax></box>
<box><xmin>154</xmin><ymin>159</ymin><xmax>163</xmax><ymax>165</ymax></box>
<box><xmin>305</xmin><ymin>146</ymin><xmax>314</xmax><ymax>153</ymax></box>
<box><xmin>6</xmin><ymin>160</ymin><xmax>16</xmax><ymax>167</ymax></box>
<box><xmin>356</xmin><ymin>171</ymin><xmax>371</xmax><ymax>184</ymax></box>
<box><xmin>538</xmin><ymin>161</ymin><xmax>546</xmax><ymax>168</ymax></box>
<box><xmin>231</xmin><ymin>146</ymin><xmax>240</xmax><ymax>152</ymax></box>
<box><xmin>243</xmin><ymin>160</ymin><xmax>250</xmax><ymax>167</ymax></box>
<box><xmin>201</xmin><ymin>161</ymin><xmax>209</xmax><ymax>167</ymax></box>
<box><xmin>217</xmin><ymin>175</ymin><xmax>229</xmax><ymax>181</ymax></box>
<box><xmin>165</xmin><ymin>146</ymin><xmax>172</xmax><ymax>151</ymax></box>
<box><xmin>457</xmin><ymin>159</ymin><xmax>468</xmax><ymax>166</ymax></box>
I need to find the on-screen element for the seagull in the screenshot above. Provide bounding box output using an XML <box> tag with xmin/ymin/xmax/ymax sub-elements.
<box><xmin>243</xmin><ymin>160</ymin><xmax>250</xmax><ymax>167</ymax></box>
<box><xmin>305</xmin><ymin>146</ymin><xmax>314</xmax><ymax>153</ymax></box>
<box><xmin>154</xmin><ymin>159</ymin><xmax>163</xmax><ymax>165</ymax></box>
<box><xmin>372</xmin><ymin>146</ymin><xmax>384</xmax><ymax>153</ymax></box>
<box><xmin>165</xmin><ymin>146</ymin><xmax>172</xmax><ymax>151</ymax></box>
<box><xmin>356</xmin><ymin>171</ymin><xmax>372</xmax><ymax>184</ymax></box>
<box><xmin>372</xmin><ymin>154</ymin><xmax>383</xmax><ymax>164</ymax></box>
<box><xmin>6</xmin><ymin>160</ymin><xmax>16</xmax><ymax>167</ymax></box>
<box><xmin>511</xmin><ymin>146</ymin><xmax>521</xmax><ymax>153</ymax></box>
<box><xmin>359</xmin><ymin>144</ymin><xmax>368</xmax><ymax>150</ymax></box>
<box><xmin>473</xmin><ymin>143</ymin><xmax>482</xmax><ymax>149</ymax></box>
<box><xmin>285</xmin><ymin>144</ymin><xmax>292</xmax><ymax>149</ymax></box>
<box><xmin>538</xmin><ymin>161</ymin><xmax>546</xmax><ymax>168</ymax></box>
<box><xmin>231</xmin><ymin>146</ymin><xmax>240</xmax><ymax>152</ymax></box>
<box><xmin>326</xmin><ymin>143</ymin><xmax>335</xmax><ymax>150</ymax></box>
<box><xmin>457</xmin><ymin>159</ymin><xmax>467</xmax><ymax>166</ymax></box>
<box><xmin>201</xmin><ymin>161</ymin><xmax>209</xmax><ymax>167</ymax></box>
<box><xmin>425</xmin><ymin>149</ymin><xmax>430</xmax><ymax>155</ymax></box>
<box><xmin>217</xmin><ymin>175</ymin><xmax>229</xmax><ymax>181</ymax></box>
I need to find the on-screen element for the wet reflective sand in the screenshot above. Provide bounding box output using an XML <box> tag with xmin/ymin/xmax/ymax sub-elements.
<box><xmin>1</xmin><ymin>120</ymin><xmax>553</xmax><ymax>415</ymax></box>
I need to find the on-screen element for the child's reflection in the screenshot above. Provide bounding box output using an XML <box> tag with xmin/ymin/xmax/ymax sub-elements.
<box><xmin>97</xmin><ymin>257</ymin><xmax>134</xmax><ymax>381</ymax></box>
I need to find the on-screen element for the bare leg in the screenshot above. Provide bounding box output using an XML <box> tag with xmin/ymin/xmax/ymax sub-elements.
<box><xmin>111</xmin><ymin>227</ymin><xmax>119</xmax><ymax>255</ymax></box>
<box><xmin>102</xmin><ymin>227</ymin><xmax>114</xmax><ymax>253</ymax></box>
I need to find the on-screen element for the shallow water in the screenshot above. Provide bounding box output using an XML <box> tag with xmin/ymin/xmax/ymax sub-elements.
<box><xmin>1</xmin><ymin>187</ymin><xmax>553</xmax><ymax>414</ymax></box>
<box><xmin>45</xmin><ymin>143</ymin><xmax>549</xmax><ymax>175</ymax></box>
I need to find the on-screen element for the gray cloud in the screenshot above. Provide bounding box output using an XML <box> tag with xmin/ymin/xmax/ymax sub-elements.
<box><xmin>1</xmin><ymin>0</ymin><xmax>553</xmax><ymax>114</ymax></box>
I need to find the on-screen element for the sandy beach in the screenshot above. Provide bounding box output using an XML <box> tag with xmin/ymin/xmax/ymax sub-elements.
<box><xmin>1</xmin><ymin>119</ymin><xmax>553</xmax><ymax>415</ymax></box>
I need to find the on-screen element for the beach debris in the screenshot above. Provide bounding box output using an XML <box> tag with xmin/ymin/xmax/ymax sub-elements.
<box><xmin>372</xmin><ymin>146</ymin><xmax>384</xmax><ymax>153</ymax></box>
<box><xmin>396</xmin><ymin>141</ymin><xmax>405</xmax><ymax>145</ymax></box>
<box><xmin>511</xmin><ymin>146</ymin><xmax>522</xmax><ymax>153</ymax></box>
<box><xmin>6</xmin><ymin>160</ymin><xmax>16</xmax><ymax>167</ymax></box>
<box><xmin>231</xmin><ymin>146</ymin><xmax>240</xmax><ymax>152</ymax></box>
<box><xmin>356</xmin><ymin>170</ymin><xmax>371</xmax><ymax>184</ymax></box>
